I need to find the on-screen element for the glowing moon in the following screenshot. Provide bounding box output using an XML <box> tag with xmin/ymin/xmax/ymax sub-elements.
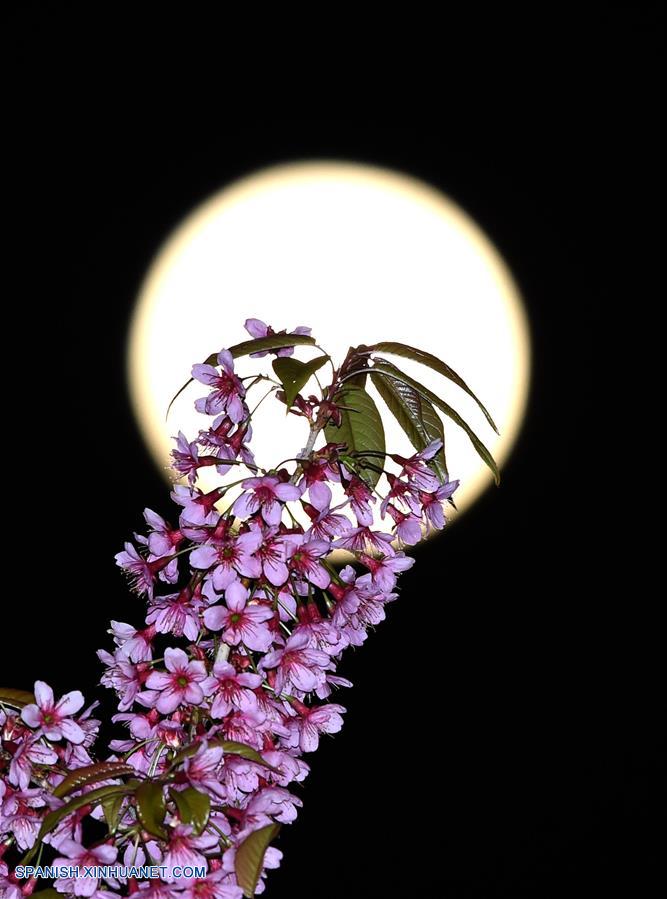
<box><xmin>129</xmin><ymin>161</ymin><xmax>530</xmax><ymax>529</ymax></box>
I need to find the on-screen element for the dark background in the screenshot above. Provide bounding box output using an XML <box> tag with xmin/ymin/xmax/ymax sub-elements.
<box><xmin>3</xmin><ymin>5</ymin><xmax>663</xmax><ymax>897</ymax></box>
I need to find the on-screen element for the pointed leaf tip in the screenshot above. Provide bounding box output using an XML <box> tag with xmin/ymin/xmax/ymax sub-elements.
<box><xmin>371</xmin><ymin>364</ymin><xmax>448</xmax><ymax>482</ymax></box>
<box><xmin>371</xmin><ymin>361</ymin><xmax>500</xmax><ymax>485</ymax></box>
<box><xmin>273</xmin><ymin>354</ymin><xmax>329</xmax><ymax>408</ymax></box>
<box><xmin>371</xmin><ymin>341</ymin><xmax>500</xmax><ymax>435</ymax></box>
<box><xmin>235</xmin><ymin>822</ymin><xmax>281</xmax><ymax>897</ymax></box>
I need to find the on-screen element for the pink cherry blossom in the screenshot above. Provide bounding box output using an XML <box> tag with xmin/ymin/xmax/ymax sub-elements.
<box><xmin>251</xmin><ymin>525</ymin><xmax>289</xmax><ymax>586</ymax></box>
<box><xmin>197</xmin><ymin>416</ymin><xmax>255</xmax><ymax>476</ymax></box>
<box><xmin>343</xmin><ymin>474</ymin><xmax>375</xmax><ymax>526</ymax></box>
<box><xmin>243</xmin><ymin>787</ymin><xmax>303</xmax><ymax>825</ymax></box>
<box><xmin>114</xmin><ymin>542</ymin><xmax>166</xmax><ymax>598</ymax></box>
<box><xmin>162</xmin><ymin>824</ymin><xmax>218</xmax><ymax>883</ymax></box>
<box><xmin>145</xmin><ymin>587</ymin><xmax>203</xmax><ymax>641</ymax></box>
<box><xmin>0</xmin><ymin>862</ymin><xmax>22</xmax><ymax>899</ymax></box>
<box><xmin>315</xmin><ymin>673</ymin><xmax>353</xmax><ymax>701</ymax></box>
<box><xmin>8</xmin><ymin>737</ymin><xmax>57</xmax><ymax>790</ymax></box>
<box><xmin>0</xmin><ymin>319</ymin><xmax>473</xmax><ymax>897</ymax></box>
<box><xmin>97</xmin><ymin>651</ymin><xmax>146</xmax><ymax>711</ymax></box>
<box><xmin>285</xmin><ymin>703</ymin><xmax>346</xmax><ymax>752</ymax></box>
<box><xmin>284</xmin><ymin>535</ymin><xmax>331</xmax><ymax>589</ymax></box>
<box><xmin>261</xmin><ymin>749</ymin><xmax>310</xmax><ymax>787</ymax></box>
<box><xmin>203</xmin><ymin>582</ymin><xmax>274</xmax><ymax>653</ymax></box>
<box><xmin>21</xmin><ymin>681</ymin><xmax>85</xmax><ymax>744</ymax></box>
<box><xmin>112</xmin><ymin>708</ymin><xmax>158</xmax><ymax>740</ymax></box>
<box><xmin>192</xmin><ymin>348</ymin><xmax>246</xmax><ymax>422</ymax></box>
<box><xmin>334</xmin><ymin>525</ymin><xmax>396</xmax><ymax>557</ymax></box>
<box><xmin>217</xmin><ymin>708</ymin><xmax>268</xmax><ymax>749</ymax></box>
<box><xmin>177</xmin><ymin>868</ymin><xmax>243</xmax><ymax>899</ymax></box>
<box><xmin>260</xmin><ymin>631</ymin><xmax>331</xmax><ymax>694</ymax></box>
<box><xmin>134</xmin><ymin>882</ymin><xmax>175</xmax><ymax>899</ymax></box>
<box><xmin>144</xmin><ymin>648</ymin><xmax>208</xmax><ymax>714</ymax></box>
<box><xmin>190</xmin><ymin>529</ymin><xmax>262</xmax><ymax>589</ymax></box>
<box><xmin>294</xmin><ymin>614</ymin><xmax>348</xmax><ymax>656</ymax></box>
<box><xmin>182</xmin><ymin>741</ymin><xmax>226</xmax><ymax>800</ymax></box>
<box><xmin>201</xmin><ymin>660</ymin><xmax>262</xmax><ymax>718</ymax></box>
<box><xmin>172</xmin><ymin>485</ymin><xmax>223</xmax><ymax>527</ymax></box>
<box><xmin>420</xmin><ymin>478</ymin><xmax>460</xmax><ymax>529</ymax></box>
<box><xmin>302</xmin><ymin>495</ymin><xmax>352</xmax><ymax>540</ymax></box>
<box><xmin>380</xmin><ymin>472</ymin><xmax>422</xmax><ymax>517</ymax></box>
<box><xmin>214</xmin><ymin>423</ymin><xmax>256</xmax><ymax>476</ymax></box>
<box><xmin>360</xmin><ymin>551</ymin><xmax>415</xmax><ymax>591</ymax></box>
<box><xmin>390</xmin><ymin>439</ymin><xmax>443</xmax><ymax>491</ymax></box>
<box><xmin>1</xmin><ymin>788</ymin><xmax>45</xmax><ymax>850</ymax></box>
<box><xmin>109</xmin><ymin>620</ymin><xmax>155</xmax><ymax>662</ymax></box>
<box><xmin>307</xmin><ymin>479</ymin><xmax>333</xmax><ymax>509</ymax></box>
<box><xmin>384</xmin><ymin>502</ymin><xmax>423</xmax><ymax>544</ymax></box>
<box><xmin>349</xmin><ymin>578</ymin><xmax>397</xmax><ymax>632</ymax></box>
<box><xmin>171</xmin><ymin>431</ymin><xmax>218</xmax><ymax>484</ymax></box>
<box><xmin>52</xmin><ymin>838</ymin><xmax>118</xmax><ymax>896</ymax></box>
<box><xmin>122</xmin><ymin>839</ymin><xmax>162</xmax><ymax>871</ymax></box>
<box><xmin>232</xmin><ymin>475</ymin><xmax>301</xmax><ymax>526</ymax></box>
<box><xmin>142</xmin><ymin>508</ymin><xmax>183</xmax><ymax>557</ymax></box>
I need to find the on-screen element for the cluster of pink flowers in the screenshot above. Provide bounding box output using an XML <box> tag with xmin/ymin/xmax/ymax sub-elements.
<box><xmin>1</xmin><ymin>319</ymin><xmax>458</xmax><ymax>897</ymax></box>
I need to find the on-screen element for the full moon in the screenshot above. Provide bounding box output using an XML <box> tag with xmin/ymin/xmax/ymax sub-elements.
<box><xmin>129</xmin><ymin>161</ymin><xmax>530</xmax><ymax>532</ymax></box>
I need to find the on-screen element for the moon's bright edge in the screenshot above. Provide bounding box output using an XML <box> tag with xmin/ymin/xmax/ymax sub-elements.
<box><xmin>128</xmin><ymin>161</ymin><xmax>531</xmax><ymax>537</ymax></box>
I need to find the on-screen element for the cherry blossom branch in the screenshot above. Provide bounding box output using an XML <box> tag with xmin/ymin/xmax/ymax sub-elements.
<box><xmin>1</xmin><ymin>317</ymin><xmax>500</xmax><ymax>899</ymax></box>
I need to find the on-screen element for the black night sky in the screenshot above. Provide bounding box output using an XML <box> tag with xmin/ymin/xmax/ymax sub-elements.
<box><xmin>3</xmin><ymin>6</ymin><xmax>663</xmax><ymax>897</ymax></box>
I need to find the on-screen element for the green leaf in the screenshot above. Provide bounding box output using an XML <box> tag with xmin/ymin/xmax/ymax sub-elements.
<box><xmin>372</xmin><ymin>341</ymin><xmax>499</xmax><ymax>434</ymax></box>
<box><xmin>54</xmin><ymin>761</ymin><xmax>137</xmax><ymax>798</ymax></box>
<box><xmin>370</xmin><ymin>363</ymin><xmax>448</xmax><ymax>482</ymax></box>
<box><xmin>211</xmin><ymin>739</ymin><xmax>276</xmax><ymax>768</ymax></box>
<box><xmin>168</xmin><ymin>739</ymin><xmax>275</xmax><ymax>771</ymax></box>
<box><xmin>167</xmin><ymin>334</ymin><xmax>317</xmax><ymax>417</ymax></box>
<box><xmin>102</xmin><ymin>792</ymin><xmax>126</xmax><ymax>835</ymax></box>
<box><xmin>169</xmin><ymin>787</ymin><xmax>211</xmax><ymax>835</ymax></box>
<box><xmin>21</xmin><ymin>783</ymin><xmax>137</xmax><ymax>864</ymax></box>
<box><xmin>226</xmin><ymin>333</ymin><xmax>316</xmax><ymax>361</ymax></box>
<box><xmin>30</xmin><ymin>891</ymin><xmax>61</xmax><ymax>899</ymax></box>
<box><xmin>340</xmin><ymin>344</ymin><xmax>372</xmax><ymax>388</ymax></box>
<box><xmin>371</xmin><ymin>361</ymin><xmax>500</xmax><ymax>484</ymax></box>
<box><xmin>324</xmin><ymin>386</ymin><xmax>386</xmax><ymax>488</ymax></box>
<box><xmin>235</xmin><ymin>822</ymin><xmax>281</xmax><ymax>897</ymax></box>
<box><xmin>135</xmin><ymin>780</ymin><xmax>167</xmax><ymax>839</ymax></box>
<box><xmin>0</xmin><ymin>688</ymin><xmax>35</xmax><ymax>708</ymax></box>
<box><xmin>272</xmin><ymin>355</ymin><xmax>329</xmax><ymax>408</ymax></box>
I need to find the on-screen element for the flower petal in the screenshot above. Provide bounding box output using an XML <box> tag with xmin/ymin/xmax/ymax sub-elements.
<box><xmin>33</xmin><ymin>680</ymin><xmax>54</xmax><ymax>710</ymax></box>
<box><xmin>60</xmin><ymin>718</ymin><xmax>85</xmax><ymax>744</ymax></box>
<box><xmin>55</xmin><ymin>690</ymin><xmax>85</xmax><ymax>717</ymax></box>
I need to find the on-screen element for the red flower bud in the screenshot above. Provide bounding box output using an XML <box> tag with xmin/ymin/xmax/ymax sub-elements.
<box><xmin>289</xmin><ymin>698</ymin><xmax>309</xmax><ymax>716</ymax></box>
<box><xmin>307</xmin><ymin>602</ymin><xmax>322</xmax><ymax>623</ymax></box>
<box><xmin>327</xmin><ymin>582</ymin><xmax>346</xmax><ymax>602</ymax></box>
<box><xmin>231</xmin><ymin>652</ymin><xmax>251</xmax><ymax>669</ymax></box>
<box><xmin>19</xmin><ymin>865</ymin><xmax>40</xmax><ymax>890</ymax></box>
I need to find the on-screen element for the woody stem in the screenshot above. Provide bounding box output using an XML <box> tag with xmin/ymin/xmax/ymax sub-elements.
<box><xmin>290</xmin><ymin>419</ymin><xmax>323</xmax><ymax>484</ymax></box>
